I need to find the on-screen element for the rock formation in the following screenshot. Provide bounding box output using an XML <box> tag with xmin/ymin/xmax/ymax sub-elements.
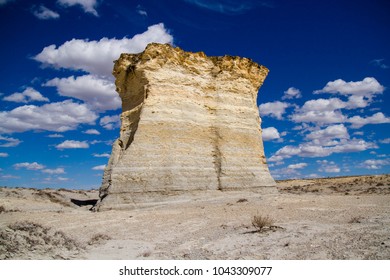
<box><xmin>96</xmin><ymin>43</ymin><xmax>275</xmax><ymax>210</ymax></box>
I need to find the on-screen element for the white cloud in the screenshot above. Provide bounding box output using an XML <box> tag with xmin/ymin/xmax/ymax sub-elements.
<box><xmin>314</xmin><ymin>77</ymin><xmax>384</xmax><ymax>97</ymax></box>
<box><xmin>259</xmin><ymin>101</ymin><xmax>290</xmax><ymax>120</ymax></box>
<box><xmin>317</xmin><ymin>160</ymin><xmax>340</xmax><ymax>173</ymax></box>
<box><xmin>362</xmin><ymin>159</ymin><xmax>389</xmax><ymax>169</ymax></box>
<box><xmin>0</xmin><ymin>135</ymin><xmax>21</xmax><ymax>147</ymax></box>
<box><xmin>13</xmin><ymin>162</ymin><xmax>45</xmax><ymax>170</ymax></box>
<box><xmin>3</xmin><ymin>87</ymin><xmax>49</xmax><ymax>103</ymax></box>
<box><xmin>0</xmin><ymin>100</ymin><xmax>97</xmax><ymax>133</ymax></box>
<box><xmin>93</xmin><ymin>153</ymin><xmax>110</xmax><ymax>158</ymax></box>
<box><xmin>57</xmin><ymin>176</ymin><xmax>69</xmax><ymax>181</ymax></box>
<box><xmin>0</xmin><ymin>0</ymin><xmax>14</xmax><ymax>6</ymax></box>
<box><xmin>183</xmin><ymin>0</ymin><xmax>271</xmax><ymax>15</ymax></box>
<box><xmin>291</xmin><ymin>98</ymin><xmax>350</xmax><ymax>124</ymax></box>
<box><xmin>348</xmin><ymin>112</ymin><xmax>390</xmax><ymax>128</ymax></box>
<box><xmin>370</xmin><ymin>59</ymin><xmax>389</xmax><ymax>69</ymax></box>
<box><xmin>379</xmin><ymin>138</ymin><xmax>390</xmax><ymax>144</ymax></box>
<box><xmin>346</xmin><ymin>96</ymin><xmax>369</xmax><ymax>109</ymax></box>
<box><xmin>44</xmin><ymin>75</ymin><xmax>120</xmax><ymax>111</ymax></box>
<box><xmin>57</xmin><ymin>0</ymin><xmax>99</xmax><ymax>16</ymax></box>
<box><xmin>331</xmin><ymin>139</ymin><xmax>377</xmax><ymax>153</ymax></box>
<box><xmin>100</xmin><ymin>115</ymin><xmax>120</xmax><ymax>130</ymax></box>
<box><xmin>269</xmin><ymin>139</ymin><xmax>376</xmax><ymax>162</ymax></box>
<box><xmin>291</xmin><ymin>109</ymin><xmax>346</xmax><ymax>124</ymax></box>
<box><xmin>83</xmin><ymin>129</ymin><xmax>100</xmax><ymax>135</ymax></box>
<box><xmin>42</xmin><ymin>168</ymin><xmax>65</xmax><ymax>174</ymax></box>
<box><xmin>0</xmin><ymin>174</ymin><xmax>20</xmax><ymax>179</ymax></box>
<box><xmin>32</xmin><ymin>5</ymin><xmax>60</xmax><ymax>20</ymax></box>
<box><xmin>262</xmin><ymin>127</ymin><xmax>280</xmax><ymax>141</ymax></box>
<box><xmin>282</xmin><ymin>87</ymin><xmax>301</xmax><ymax>99</ymax></box>
<box><xmin>92</xmin><ymin>164</ymin><xmax>106</xmax><ymax>170</ymax></box>
<box><xmin>47</xmin><ymin>134</ymin><xmax>64</xmax><ymax>138</ymax></box>
<box><xmin>301</xmin><ymin>98</ymin><xmax>346</xmax><ymax>112</ymax></box>
<box><xmin>0</xmin><ymin>152</ymin><xmax>8</xmax><ymax>157</ymax></box>
<box><xmin>136</xmin><ymin>5</ymin><xmax>147</xmax><ymax>16</ymax></box>
<box><xmin>34</xmin><ymin>23</ymin><xmax>173</xmax><ymax>77</ymax></box>
<box><xmin>56</xmin><ymin>140</ymin><xmax>89</xmax><ymax>149</ymax></box>
<box><xmin>306</xmin><ymin>124</ymin><xmax>349</xmax><ymax>145</ymax></box>
<box><xmin>287</xmin><ymin>163</ymin><xmax>307</xmax><ymax>169</ymax></box>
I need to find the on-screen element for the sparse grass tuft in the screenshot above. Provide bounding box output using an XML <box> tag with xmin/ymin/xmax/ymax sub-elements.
<box><xmin>0</xmin><ymin>205</ymin><xmax>5</xmax><ymax>213</ymax></box>
<box><xmin>88</xmin><ymin>233</ymin><xmax>111</xmax><ymax>245</ymax></box>
<box><xmin>237</xmin><ymin>198</ymin><xmax>248</xmax><ymax>203</ymax></box>
<box><xmin>348</xmin><ymin>216</ymin><xmax>363</xmax><ymax>224</ymax></box>
<box><xmin>251</xmin><ymin>214</ymin><xmax>275</xmax><ymax>232</ymax></box>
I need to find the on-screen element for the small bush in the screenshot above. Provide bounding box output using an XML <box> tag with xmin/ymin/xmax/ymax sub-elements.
<box><xmin>251</xmin><ymin>214</ymin><xmax>275</xmax><ymax>232</ymax></box>
<box><xmin>237</xmin><ymin>198</ymin><xmax>248</xmax><ymax>203</ymax></box>
<box><xmin>0</xmin><ymin>205</ymin><xmax>5</xmax><ymax>213</ymax></box>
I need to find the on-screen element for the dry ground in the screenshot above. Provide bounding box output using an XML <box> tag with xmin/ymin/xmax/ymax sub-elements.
<box><xmin>1</xmin><ymin>174</ymin><xmax>389</xmax><ymax>260</ymax></box>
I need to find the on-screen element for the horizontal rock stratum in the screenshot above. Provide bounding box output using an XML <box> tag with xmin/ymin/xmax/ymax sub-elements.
<box><xmin>96</xmin><ymin>43</ymin><xmax>275</xmax><ymax>210</ymax></box>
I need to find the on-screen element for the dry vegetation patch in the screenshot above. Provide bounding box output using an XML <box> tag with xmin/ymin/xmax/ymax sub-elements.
<box><xmin>0</xmin><ymin>221</ymin><xmax>82</xmax><ymax>259</ymax></box>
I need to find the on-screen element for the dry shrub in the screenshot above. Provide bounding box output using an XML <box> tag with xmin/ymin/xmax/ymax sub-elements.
<box><xmin>0</xmin><ymin>205</ymin><xmax>5</xmax><ymax>213</ymax></box>
<box><xmin>237</xmin><ymin>198</ymin><xmax>248</xmax><ymax>203</ymax></box>
<box><xmin>88</xmin><ymin>233</ymin><xmax>111</xmax><ymax>245</ymax></box>
<box><xmin>348</xmin><ymin>216</ymin><xmax>363</xmax><ymax>224</ymax></box>
<box><xmin>251</xmin><ymin>214</ymin><xmax>275</xmax><ymax>232</ymax></box>
<box><xmin>0</xmin><ymin>221</ymin><xmax>82</xmax><ymax>259</ymax></box>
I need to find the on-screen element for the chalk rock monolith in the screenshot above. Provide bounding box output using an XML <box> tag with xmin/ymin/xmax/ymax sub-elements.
<box><xmin>96</xmin><ymin>43</ymin><xmax>275</xmax><ymax>210</ymax></box>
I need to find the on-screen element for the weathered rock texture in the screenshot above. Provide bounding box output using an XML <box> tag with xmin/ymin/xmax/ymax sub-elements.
<box><xmin>96</xmin><ymin>43</ymin><xmax>275</xmax><ymax>210</ymax></box>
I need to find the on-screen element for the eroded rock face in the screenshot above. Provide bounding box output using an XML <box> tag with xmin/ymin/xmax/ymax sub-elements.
<box><xmin>96</xmin><ymin>43</ymin><xmax>275</xmax><ymax>210</ymax></box>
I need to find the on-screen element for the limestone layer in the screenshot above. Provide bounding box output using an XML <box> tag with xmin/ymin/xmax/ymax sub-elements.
<box><xmin>96</xmin><ymin>43</ymin><xmax>275</xmax><ymax>210</ymax></box>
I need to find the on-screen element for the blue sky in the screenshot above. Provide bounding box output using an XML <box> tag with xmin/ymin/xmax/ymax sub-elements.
<box><xmin>0</xmin><ymin>0</ymin><xmax>389</xmax><ymax>188</ymax></box>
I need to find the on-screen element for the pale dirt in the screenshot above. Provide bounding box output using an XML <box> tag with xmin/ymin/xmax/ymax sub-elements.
<box><xmin>1</xmin><ymin>174</ymin><xmax>389</xmax><ymax>260</ymax></box>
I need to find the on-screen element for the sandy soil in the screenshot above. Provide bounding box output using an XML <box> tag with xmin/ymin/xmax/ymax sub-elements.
<box><xmin>1</xmin><ymin>174</ymin><xmax>389</xmax><ymax>260</ymax></box>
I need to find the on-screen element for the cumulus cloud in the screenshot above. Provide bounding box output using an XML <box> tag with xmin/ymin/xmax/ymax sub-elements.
<box><xmin>262</xmin><ymin>127</ymin><xmax>280</xmax><ymax>141</ymax></box>
<box><xmin>92</xmin><ymin>164</ymin><xmax>106</xmax><ymax>170</ymax></box>
<box><xmin>56</xmin><ymin>140</ymin><xmax>89</xmax><ymax>149</ymax></box>
<box><xmin>348</xmin><ymin>112</ymin><xmax>390</xmax><ymax>128</ymax></box>
<box><xmin>259</xmin><ymin>101</ymin><xmax>290</xmax><ymax>120</ymax></box>
<box><xmin>13</xmin><ymin>162</ymin><xmax>45</xmax><ymax>170</ymax></box>
<box><xmin>32</xmin><ymin>5</ymin><xmax>60</xmax><ymax>20</ymax></box>
<box><xmin>291</xmin><ymin>109</ymin><xmax>346</xmax><ymax>124</ymax></box>
<box><xmin>44</xmin><ymin>75</ymin><xmax>120</xmax><ymax>112</ymax></box>
<box><xmin>379</xmin><ymin>138</ymin><xmax>390</xmax><ymax>144</ymax></box>
<box><xmin>282</xmin><ymin>87</ymin><xmax>301</xmax><ymax>100</ymax></box>
<box><xmin>306</xmin><ymin>124</ymin><xmax>349</xmax><ymax>145</ymax></box>
<box><xmin>34</xmin><ymin>23</ymin><xmax>173</xmax><ymax>77</ymax></box>
<box><xmin>269</xmin><ymin>138</ymin><xmax>376</xmax><ymax>162</ymax></box>
<box><xmin>0</xmin><ymin>100</ymin><xmax>97</xmax><ymax>134</ymax></box>
<box><xmin>316</xmin><ymin>160</ymin><xmax>340</xmax><ymax>173</ymax></box>
<box><xmin>362</xmin><ymin>159</ymin><xmax>389</xmax><ymax>169</ymax></box>
<box><xmin>57</xmin><ymin>0</ymin><xmax>99</xmax><ymax>16</ymax></box>
<box><xmin>0</xmin><ymin>152</ymin><xmax>9</xmax><ymax>157</ymax></box>
<box><xmin>314</xmin><ymin>77</ymin><xmax>384</xmax><ymax>97</ymax></box>
<box><xmin>3</xmin><ymin>87</ymin><xmax>49</xmax><ymax>103</ymax></box>
<box><xmin>83</xmin><ymin>129</ymin><xmax>100</xmax><ymax>135</ymax></box>
<box><xmin>0</xmin><ymin>135</ymin><xmax>21</xmax><ymax>147</ymax></box>
<box><xmin>100</xmin><ymin>115</ymin><xmax>120</xmax><ymax>130</ymax></box>
<box><xmin>287</xmin><ymin>163</ymin><xmax>307</xmax><ymax>169</ymax></box>
<box><xmin>42</xmin><ymin>168</ymin><xmax>65</xmax><ymax>174</ymax></box>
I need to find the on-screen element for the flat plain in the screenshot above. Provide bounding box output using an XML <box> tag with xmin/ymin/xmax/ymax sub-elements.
<box><xmin>1</xmin><ymin>174</ymin><xmax>389</xmax><ymax>260</ymax></box>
